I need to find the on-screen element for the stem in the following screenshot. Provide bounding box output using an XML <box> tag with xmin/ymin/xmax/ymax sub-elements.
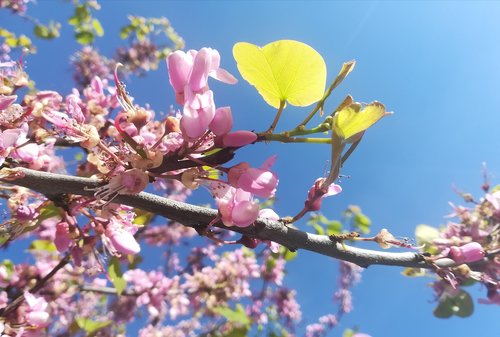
<box><xmin>258</xmin><ymin>134</ymin><xmax>332</xmax><ymax>144</ymax></box>
<box><xmin>298</xmin><ymin>61</ymin><xmax>356</xmax><ymax>127</ymax></box>
<box><xmin>0</xmin><ymin>254</ymin><xmax>71</xmax><ymax>317</ymax></box>
<box><xmin>0</xmin><ymin>167</ymin><xmax>472</xmax><ymax>269</ymax></box>
<box><xmin>262</xmin><ymin>100</ymin><xmax>286</xmax><ymax>134</ymax></box>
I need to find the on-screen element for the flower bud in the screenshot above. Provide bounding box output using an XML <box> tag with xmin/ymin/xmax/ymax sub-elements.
<box><xmin>449</xmin><ymin>242</ymin><xmax>485</xmax><ymax>264</ymax></box>
<box><xmin>222</xmin><ymin>131</ymin><xmax>257</xmax><ymax>147</ymax></box>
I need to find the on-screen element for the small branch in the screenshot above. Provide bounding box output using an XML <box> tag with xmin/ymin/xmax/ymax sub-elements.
<box><xmin>80</xmin><ymin>285</ymin><xmax>138</xmax><ymax>297</ymax></box>
<box><xmin>0</xmin><ymin>254</ymin><xmax>71</xmax><ymax>317</ymax></box>
<box><xmin>0</xmin><ymin>168</ymin><xmax>479</xmax><ymax>270</ymax></box>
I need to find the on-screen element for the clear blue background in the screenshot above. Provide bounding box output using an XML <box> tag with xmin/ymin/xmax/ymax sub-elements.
<box><xmin>2</xmin><ymin>1</ymin><xmax>499</xmax><ymax>336</ymax></box>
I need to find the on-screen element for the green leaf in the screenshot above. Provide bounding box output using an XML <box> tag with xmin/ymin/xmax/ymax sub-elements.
<box><xmin>75</xmin><ymin>317</ymin><xmax>112</xmax><ymax>334</ymax></box>
<box><xmin>132</xmin><ymin>209</ymin><xmax>153</xmax><ymax>226</ymax></box>
<box><xmin>33</xmin><ymin>25</ymin><xmax>49</xmax><ymax>39</ymax></box>
<box><xmin>37</xmin><ymin>203</ymin><xmax>62</xmax><ymax>223</ymax></box>
<box><xmin>353</xmin><ymin>213</ymin><xmax>371</xmax><ymax>234</ymax></box>
<box><xmin>29</xmin><ymin>240</ymin><xmax>57</xmax><ymax>252</ymax></box>
<box><xmin>312</xmin><ymin>223</ymin><xmax>325</xmax><ymax>235</ymax></box>
<box><xmin>18</xmin><ymin>35</ymin><xmax>32</xmax><ymax>48</ymax></box>
<box><xmin>233</xmin><ymin>40</ymin><xmax>326</xmax><ymax>108</ymax></box>
<box><xmin>433</xmin><ymin>290</ymin><xmax>474</xmax><ymax>318</ymax></box>
<box><xmin>108</xmin><ymin>257</ymin><xmax>127</xmax><ymax>295</ymax></box>
<box><xmin>213</xmin><ymin>304</ymin><xmax>251</xmax><ymax>327</ymax></box>
<box><xmin>1</xmin><ymin>260</ymin><xmax>14</xmax><ymax>274</ymax></box>
<box><xmin>75</xmin><ymin>31</ymin><xmax>94</xmax><ymax>45</ymax></box>
<box><xmin>333</xmin><ymin>102</ymin><xmax>387</xmax><ymax>141</ymax></box>
<box><xmin>326</xmin><ymin>220</ymin><xmax>342</xmax><ymax>235</ymax></box>
<box><xmin>401</xmin><ymin>267</ymin><xmax>426</xmax><ymax>277</ymax></box>
<box><xmin>279</xmin><ymin>246</ymin><xmax>297</xmax><ymax>261</ymax></box>
<box><xmin>342</xmin><ymin>329</ymin><xmax>355</xmax><ymax>337</ymax></box>
<box><xmin>415</xmin><ymin>224</ymin><xmax>439</xmax><ymax>253</ymax></box>
<box><xmin>221</xmin><ymin>327</ymin><xmax>249</xmax><ymax>337</ymax></box>
<box><xmin>92</xmin><ymin>19</ymin><xmax>104</xmax><ymax>37</ymax></box>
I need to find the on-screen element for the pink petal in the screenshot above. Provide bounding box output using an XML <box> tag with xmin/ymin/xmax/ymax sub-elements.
<box><xmin>222</xmin><ymin>131</ymin><xmax>257</xmax><ymax>147</ymax></box>
<box><xmin>167</xmin><ymin>51</ymin><xmax>193</xmax><ymax>94</ymax></box>
<box><xmin>108</xmin><ymin>228</ymin><xmax>141</xmax><ymax>255</ymax></box>
<box><xmin>0</xmin><ymin>95</ymin><xmax>17</xmax><ymax>110</ymax></box>
<box><xmin>212</xmin><ymin>68</ymin><xmax>238</xmax><ymax>84</ymax></box>
<box><xmin>209</xmin><ymin>106</ymin><xmax>232</xmax><ymax>136</ymax></box>
<box><xmin>189</xmin><ymin>48</ymin><xmax>211</xmax><ymax>92</ymax></box>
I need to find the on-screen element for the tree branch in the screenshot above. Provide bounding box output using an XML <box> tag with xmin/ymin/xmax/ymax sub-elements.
<box><xmin>1</xmin><ymin>168</ymin><xmax>457</xmax><ymax>269</ymax></box>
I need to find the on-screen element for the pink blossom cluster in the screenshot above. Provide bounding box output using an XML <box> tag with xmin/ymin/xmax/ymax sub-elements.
<box><xmin>0</xmin><ymin>0</ymin><xmax>31</xmax><ymax>14</ymax></box>
<box><xmin>425</xmin><ymin>184</ymin><xmax>500</xmax><ymax>307</ymax></box>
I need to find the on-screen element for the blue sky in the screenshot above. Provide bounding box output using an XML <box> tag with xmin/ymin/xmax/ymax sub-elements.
<box><xmin>2</xmin><ymin>1</ymin><xmax>500</xmax><ymax>336</ymax></box>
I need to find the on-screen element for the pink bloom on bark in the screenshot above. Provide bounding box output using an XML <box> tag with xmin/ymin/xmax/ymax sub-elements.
<box><xmin>212</xmin><ymin>183</ymin><xmax>259</xmax><ymax>227</ymax></box>
<box><xmin>24</xmin><ymin>291</ymin><xmax>49</xmax><ymax>327</ymax></box>
<box><xmin>228</xmin><ymin>155</ymin><xmax>279</xmax><ymax>198</ymax></box>
<box><xmin>449</xmin><ymin>242</ymin><xmax>485</xmax><ymax>264</ymax></box>
<box><xmin>222</xmin><ymin>130</ymin><xmax>257</xmax><ymax>147</ymax></box>
<box><xmin>94</xmin><ymin>168</ymin><xmax>149</xmax><ymax>201</ymax></box>
<box><xmin>305</xmin><ymin>178</ymin><xmax>342</xmax><ymax>211</ymax></box>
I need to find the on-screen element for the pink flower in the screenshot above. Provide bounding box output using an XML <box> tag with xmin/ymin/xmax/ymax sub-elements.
<box><xmin>167</xmin><ymin>48</ymin><xmax>237</xmax><ymax>104</ymax></box>
<box><xmin>212</xmin><ymin>183</ymin><xmax>259</xmax><ymax>227</ymax></box>
<box><xmin>54</xmin><ymin>222</ymin><xmax>73</xmax><ymax>253</ymax></box>
<box><xmin>209</xmin><ymin>106</ymin><xmax>232</xmax><ymax>136</ymax></box>
<box><xmin>180</xmin><ymin>89</ymin><xmax>215</xmax><ymax>138</ymax></box>
<box><xmin>222</xmin><ymin>130</ymin><xmax>257</xmax><ymax>147</ymax></box>
<box><xmin>305</xmin><ymin>178</ymin><xmax>342</xmax><ymax>211</ymax></box>
<box><xmin>24</xmin><ymin>292</ymin><xmax>49</xmax><ymax>327</ymax></box>
<box><xmin>0</xmin><ymin>128</ymin><xmax>23</xmax><ymax>165</ymax></box>
<box><xmin>449</xmin><ymin>242</ymin><xmax>485</xmax><ymax>264</ymax></box>
<box><xmin>93</xmin><ymin>168</ymin><xmax>149</xmax><ymax>202</ymax></box>
<box><xmin>228</xmin><ymin>155</ymin><xmax>279</xmax><ymax>198</ymax></box>
<box><xmin>0</xmin><ymin>94</ymin><xmax>17</xmax><ymax>110</ymax></box>
<box><xmin>167</xmin><ymin>48</ymin><xmax>236</xmax><ymax>139</ymax></box>
<box><xmin>106</xmin><ymin>226</ymin><xmax>141</xmax><ymax>255</ymax></box>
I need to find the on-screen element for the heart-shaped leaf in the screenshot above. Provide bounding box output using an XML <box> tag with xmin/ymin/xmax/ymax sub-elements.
<box><xmin>333</xmin><ymin>101</ymin><xmax>387</xmax><ymax>141</ymax></box>
<box><xmin>433</xmin><ymin>290</ymin><xmax>474</xmax><ymax>318</ymax></box>
<box><xmin>233</xmin><ymin>40</ymin><xmax>326</xmax><ymax>108</ymax></box>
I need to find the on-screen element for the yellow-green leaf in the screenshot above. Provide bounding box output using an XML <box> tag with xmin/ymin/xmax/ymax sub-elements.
<box><xmin>333</xmin><ymin>101</ymin><xmax>387</xmax><ymax>141</ymax></box>
<box><xmin>415</xmin><ymin>224</ymin><xmax>440</xmax><ymax>253</ymax></box>
<box><xmin>108</xmin><ymin>257</ymin><xmax>126</xmax><ymax>295</ymax></box>
<box><xmin>233</xmin><ymin>40</ymin><xmax>326</xmax><ymax>108</ymax></box>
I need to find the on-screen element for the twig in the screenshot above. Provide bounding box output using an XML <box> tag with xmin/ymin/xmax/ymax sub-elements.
<box><xmin>0</xmin><ymin>168</ymin><xmax>492</xmax><ymax>270</ymax></box>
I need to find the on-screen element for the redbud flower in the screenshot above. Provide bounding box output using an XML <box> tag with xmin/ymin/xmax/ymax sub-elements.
<box><xmin>222</xmin><ymin>130</ymin><xmax>257</xmax><ymax>147</ymax></box>
<box><xmin>449</xmin><ymin>242</ymin><xmax>486</xmax><ymax>264</ymax></box>
<box><xmin>212</xmin><ymin>183</ymin><xmax>259</xmax><ymax>227</ymax></box>
<box><xmin>209</xmin><ymin>106</ymin><xmax>232</xmax><ymax>136</ymax></box>
<box><xmin>93</xmin><ymin>168</ymin><xmax>149</xmax><ymax>202</ymax></box>
<box><xmin>306</xmin><ymin>178</ymin><xmax>342</xmax><ymax>211</ymax></box>
<box><xmin>24</xmin><ymin>291</ymin><xmax>49</xmax><ymax>327</ymax></box>
<box><xmin>180</xmin><ymin>89</ymin><xmax>215</xmax><ymax>138</ymax></box>
<box><xmin>0</xmin><ymin>94</ymin><xmax>16</xmax><ymax>110</ymax></box>
<box><xmin>228</xmin><ymin>155</ymin><xmax>278</xmax><ymax>198</ymax></box>
<box><xmin>54</xmin><ymin>222</ymin><xmax>73</xmax><ymax>253</ymax></box>
<box><xmin>0</xmin><ymin>128</ymin><xmax>23</xmax><ymax>165</ymax></box>
<box><xmin>106</xmin><ymin>226</ymin><xmax>141</xmax><ymax>255</ymax></box>
<box><xmin>167</xmin><ymin>48</ymin><xmax>237</xmax><ymax>104</ymax></box>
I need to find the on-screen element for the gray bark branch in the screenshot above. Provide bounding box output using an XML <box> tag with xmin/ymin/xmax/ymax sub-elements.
<box><xmin>1</xmin><ymin>167</ymin><xmax>452</xmax><ymax>269</ymax></box>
